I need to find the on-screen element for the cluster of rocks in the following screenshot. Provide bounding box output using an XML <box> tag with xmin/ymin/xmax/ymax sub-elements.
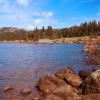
<box><xmin>3</xmin><ymin>86</ymin><xmax>31</xmax><ymax>95</ymax></box>
<box><xmin>34</xmin><ymin>67</ymin><xmax>100</xmax><ymax>100</ymax></box>
<box><xmin>84</xmin><ymin>41</ymin><xmax>100</xmax><ymax>65</ymax></box>
<box><xmin>2</xmin><ymin>86</ymin><xmax>32</xmax><ymax>100</ymax></box>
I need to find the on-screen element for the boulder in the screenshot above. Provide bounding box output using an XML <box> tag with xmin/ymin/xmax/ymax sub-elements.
<box><xmin>36</xmin><ymin>68</ymin><xmax>82</xmax><ymax>100</ymax></box>
<box><xmin>37</xmin><ymin>74</ymin><xmax>66</xmax><ymax>93</ymax></box>
<box><xmin>84</xmin><ymin>43</ymin><xmax>100</xmax><ymax>65</ymax></box>
<box><xmin>81</xmin><ymin>93</ymin><xmax>100</xmax><ymax>100</ymax></box>
<box><xmin>44</xmin><ymin>94</ymin><xmax>64</xmax><ymax>100</ymax></box>
<box><xmin>56</xmin><ymin>67</ymin><xmax>75</xmax><ymax>79</ymax></box>
<box><xmin>81</xmin><ymin>69</ymin><xmax>100</xmax><ymax>94</ymax></box>
<box><xmin>43</xmin><ymin>85</ymin><xmax>80</xmax><ymax>100</ymax></box>
<box><xmin>83</xmin><ymin>44</ymin><xmax>98</xmax><ymax>55</ymax></box>
<box><xmin>52</xmin><ymin>85</ymin><xmax>80</xmax><ymax>100</ymax></box>
<box><xmin>86</xmin><ymin>55</ymin><xmax>100</xmax><ymax>65</ymax></box>
<box><xmin>90</xmin><ymin>69</ymin><xmax>100</xmax><ymax>81</ymax></box>
<box><xmin>79</xmin><ymin>70</ymin><xmax>95</xmax><ymax>79</ymax></box>
<box><xmin>65</xmin><ymin>74</ymin><xmax>82</xmax><ymax>88</ymax></box>
<box><xmin>56</xmin><ymin>67</ymin><xmax>82</xmax><ymax>87</ymax></box>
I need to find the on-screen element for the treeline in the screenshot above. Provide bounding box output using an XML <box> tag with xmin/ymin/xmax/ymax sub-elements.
<box><xmin>60</xmin><ymin>20</ymin><xmax>100</xmax><ymax>37</ymax></box>
<box><xmin>0</xmin><ymin>20</ymin><xmax>100</xmax><ymax>41</ymax></box>
<box><xmin>27</xmin><ymin>20</ymin><xmax>100</xmax><ymax>41</ymax></box>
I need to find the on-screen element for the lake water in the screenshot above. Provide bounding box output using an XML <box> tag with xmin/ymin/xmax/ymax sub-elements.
<box><xmin>0</xmin><ymin>42</ymin><xmax>96</xmax><ymax>96</ymax></box>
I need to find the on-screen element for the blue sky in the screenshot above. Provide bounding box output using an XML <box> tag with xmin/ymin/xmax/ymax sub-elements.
<box><xmin>0</xmin><ymin>0</ymin><xmax>100</xmax><ymax>29</ymax></box>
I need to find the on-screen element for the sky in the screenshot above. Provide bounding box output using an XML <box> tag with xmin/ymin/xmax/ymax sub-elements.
<box><xmin>0</xmin><ymin>0</ymin><xmax>100</xmax><ymax>30</ymax></box>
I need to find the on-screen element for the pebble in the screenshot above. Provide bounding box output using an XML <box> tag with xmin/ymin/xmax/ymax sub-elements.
<box><xmin>21</xmin><ymin>87</ymin><xmax>31</xmax><ymax>95</ymax></box>
<box><xmin>3</xmin><ymin>86</ymin><xmax>13</xmax><ymax>92</ymax></box>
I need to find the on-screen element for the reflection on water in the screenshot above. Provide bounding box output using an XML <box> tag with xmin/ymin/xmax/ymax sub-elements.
<box><xmin>0</xmin><ymin>42</ymin><xmax>96</xmax><ymax>92</ymax></box>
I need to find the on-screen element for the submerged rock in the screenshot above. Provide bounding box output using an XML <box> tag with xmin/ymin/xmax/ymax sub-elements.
<box><xmin>32</xmin><ymin>97</ymin><xmax>40</xmax><ymax>100</ymax></box>
<box><xmin>21</xmin><ymin>87</ymin><xmax>31</xmax><ymax>95</ymax></box>
<box><xmin>3</xmin><ymin>86</ymin><xmax>13</xmax><ymax>92</ymax></box>
<box><xmin>1</xmin><ymin>96</ymin><xmax>24</xmax><ymax>100</ymax></box>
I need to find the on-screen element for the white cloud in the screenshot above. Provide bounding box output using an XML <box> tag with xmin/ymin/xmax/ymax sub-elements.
<box><xmin>0</xmin><ymin>0</ymin><xmax>56</xmax><ymax>29</ymax></box>
<box><xmin>33</xmin><ymin>18</ymin><xmax>57</xmax><ymax>25</ymax></box>
<box><xmin>42</xmin><ymin>12</ymin><xmax>53</xmax><ymax>18</ymax></box>
<box><xmin>16</xmin><ymin>0</ymin><xmax>32</xmax><ymax>6</ymax></box>
<box><xmin>32</xmin><ymin>11</ymin><xmax>53</xmax><ymax>18</ymax></box>
<box><xmin>34</xmin><ymin>19</ymin><xmax>41</xmax><ymax>24</ymax></box>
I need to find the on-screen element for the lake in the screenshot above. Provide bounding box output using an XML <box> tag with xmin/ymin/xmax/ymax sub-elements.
<box><xmin>0</xmin><ymin>42</ymin><xmax>96</xmax><ymax>95</ymax></box>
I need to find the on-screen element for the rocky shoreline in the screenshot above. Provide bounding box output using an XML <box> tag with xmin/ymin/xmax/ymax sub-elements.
<box><xmin>0</xmin><ymin>39</ymin><xmax>100</xmax><ymax>100</ymax></box>
<box><xmin>31</xmin><ymin>67</ymin><xmax>100</xmax><ymax>100</ymax></box>
<box><xmin>32</xmin><ymin>40</ymin><xmax>100</xmax><ymax>100</ymax></box>
<box><xmin>83</xmin><ymin>39</ymin><xmax>100</xmax><ymax>65</ymax></box>
<box><xmin>1</xmin><ymin>67</ymin><xmax>100</xmax><ymax>100</ymax></box>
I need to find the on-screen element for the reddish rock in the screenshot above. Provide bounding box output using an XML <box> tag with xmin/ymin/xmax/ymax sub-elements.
<box><xmin>3</xmin><ymin>86</ymin><xmax>13</xmax><ymax>92</ymax></box>
<box><xmin>83</xmin><ymin>44</ymin><xmax>100</xmax><ymax>55</ymax></box>
<box><xmin>84</xmin><ymin>44</ymin><xmax>100</xmax><ymax>65</ymax></box>
<box><xmin>92</xmin><ymin>48</ymin><xmax>100</xmax><ymax>55</ymax></box>
<box><xmin>44</xmin><ymin>94</ymin><xmax>64</xmax><ymax>100</ymax></box>
<box><xmin>56</xmin><ymin>67</ymin><xmax>82</xmax><ymax>87</ymax></box>
<box><xmin>65</xmin><ymin>74</ymin><xmax>82</xmax><ymax>88</ymax></box>
<box><xmin>86</xmin><ymin>55</ymin><xmax>100</xmax><ymax>65</ymax></box>
<box><xmin>79</xmin><ymin>70</ymin><xmax>95</xmax><ymax>79</ymax></box>
<box><xmin>81</xmin><ymin>69</ymin><xmax>100</xmax><ymax>94</ymax></box>
<box><xmin>81</xmin><ymin>93</ymin><xmax>100</xmax><ymax>100</ymax></box>
<box><xmin>37</xmin><ymin>74</ymin><xmax>66</xmax><ymax>93</ymax></box>
<box><xmin>56</xmin><ymin>67</ymin><xmax>75</xmax><ymax>79</ymax></box>
<box><xmin>0</xmin><ymin>96</ymin><xmax>24</xmax><ymax>100</ymax></box>
<box><xmin>42</xmin><ymin>85</ymin><xmax>80</xmax><ymax>100</ymax></box>
<box><xmin>36</xmin><ymin>68</ymin><xmax>100</xmax><ymax>99</ymax></box>
<box><xmin>52</xmin><ymin>85</ymin><xmax>80</xmax><ymax>100</ymax></box>
<box><xmin>37</xmin><ymin>70</ymin><xmax>80</xmax><ymax>100</ymax></box>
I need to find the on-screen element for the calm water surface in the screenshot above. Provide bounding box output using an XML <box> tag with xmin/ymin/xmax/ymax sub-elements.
<box><xmin>0</xmin><ymin>42</ymin><xmax>96</xmax><ymax>94</ymax></box>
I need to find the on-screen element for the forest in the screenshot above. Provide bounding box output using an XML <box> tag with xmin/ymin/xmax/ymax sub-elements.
<box><xmin>0</xmin><ymin>20</ymin><xmax>100</xmax><ymax>41</ymax></box>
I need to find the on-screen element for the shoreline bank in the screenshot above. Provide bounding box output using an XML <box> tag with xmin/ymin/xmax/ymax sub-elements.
<box><xmin>0</xmin><ymin>36</ymin><xmax>100</xmax><ymax>44</ymax></box>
